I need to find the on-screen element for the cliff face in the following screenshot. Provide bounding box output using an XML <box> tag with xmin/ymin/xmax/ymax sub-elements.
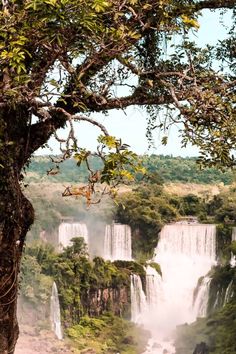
<box><xmin>84</xmin><ymin>287</ymin><xmax>130</xmax><ymax>317</ymax></box>
<box><xmin>207</xmin><ymin>266</ymin><xmax>235</xmax><ymax>315</ymax></box>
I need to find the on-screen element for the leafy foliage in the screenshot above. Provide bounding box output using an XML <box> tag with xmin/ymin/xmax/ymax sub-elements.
<box><xmin>67</xmin><ymin>313</ymin><xmax>149</xmax><ymax>353</ymax></box>
<box><xmin>206</xmin><ymin>186</ymin><xmax>236</xmax><ymax>224</ymax></box>
<box><xmin>20</xmin><ymin>254</ymin><xmax>53</xmax><ymax>304</ymax></box>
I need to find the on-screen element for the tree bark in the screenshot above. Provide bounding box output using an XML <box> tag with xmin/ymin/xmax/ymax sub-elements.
<box><xmin>0</xmin><ymin>172</ymin><xmax>34</xmax><ymax>353</ymax></box>
<box><xmin>0</xmin><ymin>108</ymin><xmax>35</xmax><ymax>353</ymax></box>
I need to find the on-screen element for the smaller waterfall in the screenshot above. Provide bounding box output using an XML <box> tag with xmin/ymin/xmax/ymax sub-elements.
<box><xmin>230</xmin><ymin>227</ymin><xmax>236</xmax><ymax>267</ymax></box>
<box><xmin>224</xmin><ymin>280</ymin><xmax>234</xmax><ymax>305</ymax></box>
<box><xmin>104</xmin><ymin>223</ymin><xmax>132</xmax><ymax>261</ymax></box>
<box><xmin>145</xmin><ymin>265</ymin><xmax>162</xmax><ymax>311</ymax></box>
<box><xmin>50</xmin><ymin>282</ymin><xmax>63</xmax><ymax>340</ymax></box>
<box><xmin>131</xmin><ymin>274</ymin><xmax>147</xmax><ymax>324</ymax></box>
<box><xmin>213</xmin><ymin>290</ymin><xmax>221</xmax><ymax>310</ymax></box>
<box><xmin>193</xmin><ymin>276</ymin><xmax>212</xmax><ymax>317</ymax></box>
<box><xmin>58</xmin><ymin>222</ymin><xmax>88</xmax><ymax>251</ymax></box>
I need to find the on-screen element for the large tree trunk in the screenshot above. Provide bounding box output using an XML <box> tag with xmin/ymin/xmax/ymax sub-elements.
<box><xmin>0</xmin><ymin>173</ymin><xmax>34</xmax><ymax>353</ymax></box>
<box><xmin>0</xmin><ymin>101</ymin><xmax>67</xmax><ymax>353</ymax></box>
<box><xmin>0</xmin><ymin>108</ymin><xmax>35</xmax><ymax>353</ymax></box>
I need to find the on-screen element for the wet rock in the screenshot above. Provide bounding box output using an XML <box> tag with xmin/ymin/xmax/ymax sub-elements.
<box><xmin>193</xmin><ymin>342</ymin><xmax>209</xmax><ymax>354</ymax></box>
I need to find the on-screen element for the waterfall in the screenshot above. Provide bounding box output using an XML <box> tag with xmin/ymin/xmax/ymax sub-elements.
<box><xmin>58</xmin><ymin>222</ymin><xmax>88</xmax><ymax>251</ymax></box>
<box><xmin>145</xmin><ymin>265</ymin><xmax>162</xmax><ymax>311</ymax></box>
<box><xmin>155</xmin><ymin>224</ymin><xmax>216</xmax><ymax>260</ymax></box>
<box><xmin>104</xmin><ymin>223</ymin><xmax>132</xmax><ymax>261</ymax></box>
<box><xmin>230</xmin><ymin>227</ymin><xmax>236</xmax><ymax>267</ymax></box>
<box><xmin>131</xmin><ymin>274</ymin><xmax>147</xmax><ymax>324</ymax></box>
<box><xmin>224</xmin><ymin>280</ymin><xmax>234</xmax><ymax>305</ymax></box>
<box><xmin>130</xmin><ymin>266</ymin><xmax>162</xmax><ymax>324</ymax></box>
<box><xmin>50</xmin><ymin>282</ymin><xmax>63</xmax><ymax>340</ymax></box>
<box><xmin>153</xmin><ymin>224</ymin><xmax>216</xmax><ymax>324</ymax></box>
<box><xmin>193</xmin><ymin>276</ymin><xmax>212</xmax><ymax>317</ymax></box>
<box><xmin>140</xmin><ymin>223</ymin><xmax>216</xmax><ymax>354</ymax></box>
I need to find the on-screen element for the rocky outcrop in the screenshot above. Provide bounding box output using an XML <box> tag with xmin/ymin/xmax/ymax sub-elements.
<box><xmin>83</xmin><ymin>287</ymin><xmax>130</xmax><ymax>317</ymax></box>
<box><xmin>193</xmin><ymin>342</ymin><xmax>209</xmax><ymax>354</ymax></box>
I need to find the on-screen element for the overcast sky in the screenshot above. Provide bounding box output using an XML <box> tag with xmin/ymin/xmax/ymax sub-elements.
<box><xmin>37</xmin><ymin>10</ymin><xmax>232</xmax><ymax>157</ymax></box>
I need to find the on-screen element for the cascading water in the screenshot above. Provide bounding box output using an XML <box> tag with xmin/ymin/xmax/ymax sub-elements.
<box><xmin>224</xmin><ymin>280</ymin><xmax>234</xmax><ymax>305</ymax></box>
<box><xmin>145</xmin><ymin>265</ymin><xmax>162</xmax><ymax>312</ymax></box>
<box><xmin>193</xmin><ymin>276</ymin><xmax>212</xmax><ymax>317</ymax></box>
<box><xmin>50</xmin><ymin>282</ymin><xmax>63</xmax><ymax>340</ymax></box>
<box><xmin>230</xmin><ymin>227</ymin><xmax>236</xmax><ymax>267</ymax></box>
<box><xmin>130</xmin><ymin>266</ymin><xmax>163</xmax><ymax>324</ymax></box>
<box><xmin>58</xmin><ymin>222</ymin><xmax>88</xmax><ymax>251</ymax></box>
<box><xmin>140</xmin><ymin>223</ymin><xmax>216</xmax><ymax>354</ymax></box>
<box><xmin>104</xmin><ymin>223</ymin><xmax>132</xmax><ymax>261</ymax></box>
<box><xmin>131</xmin><ymin>274</ymin><xmax>147</xmax><ymax>324</ymax></box>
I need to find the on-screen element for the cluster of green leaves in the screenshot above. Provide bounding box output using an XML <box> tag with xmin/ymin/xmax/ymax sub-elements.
<box><xmin>97</xmin><ymin>135</ymin><xmax>146</xmax><ymax>186</ymax></box>
<box><xmin>0</xmin><ymin>0</ymin><xmax>123</xmax><ymax>98</ymax></box>
<box><xmin>20</xmin><ymin>252</ymin><xmax>53</xmax><ymax>304</ymax></box>
<box><xmin>206</xmin><ymin>187</ymin><xmax>236</xmax><ymax>225</ymax></box>
<box><xmin>67</xmin><ymin>313</ymin><xmax>149</xmax><ymax>354</ymax></box>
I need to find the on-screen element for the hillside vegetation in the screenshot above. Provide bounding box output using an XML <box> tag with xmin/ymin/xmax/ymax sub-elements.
<box><xmin>25</xmin><ymin>155</ymin><xmax>234</xmax><ymax>185</ymax></box>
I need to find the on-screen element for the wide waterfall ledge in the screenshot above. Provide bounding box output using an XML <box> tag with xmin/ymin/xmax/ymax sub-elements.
<box><xmin>103</xmin><ymin>223</ymin><xmax>132</xmax><ymax>261</ymax></box>
<box><xmin>58</xmin><ymin>222</ymin><xmax>89</xmax><ymax>251</ymax></box>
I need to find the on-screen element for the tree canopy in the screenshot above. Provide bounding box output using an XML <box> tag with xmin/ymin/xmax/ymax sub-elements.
<box><xmin>0</xmin><ymin>0</ymin><xmax>235</xmax><ymax>169</ymax></box>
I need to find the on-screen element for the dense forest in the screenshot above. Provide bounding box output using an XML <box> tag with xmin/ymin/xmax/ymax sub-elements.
<box><xmin>25</xmin><ymin>155</ymin><xmax>234</xmax><ymax>185</ymax></box>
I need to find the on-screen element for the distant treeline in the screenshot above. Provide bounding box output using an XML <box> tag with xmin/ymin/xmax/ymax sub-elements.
<box><xmin>25</xmin><ymin>154</ymin><xmax>234</xmax><ymax>185</ymax></box>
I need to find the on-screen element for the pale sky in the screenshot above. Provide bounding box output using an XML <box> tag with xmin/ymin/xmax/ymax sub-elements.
<box><xmin>37</xmin><ymin>10</ymin><xmax>233</xmax><ymax>157</ymax></box>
